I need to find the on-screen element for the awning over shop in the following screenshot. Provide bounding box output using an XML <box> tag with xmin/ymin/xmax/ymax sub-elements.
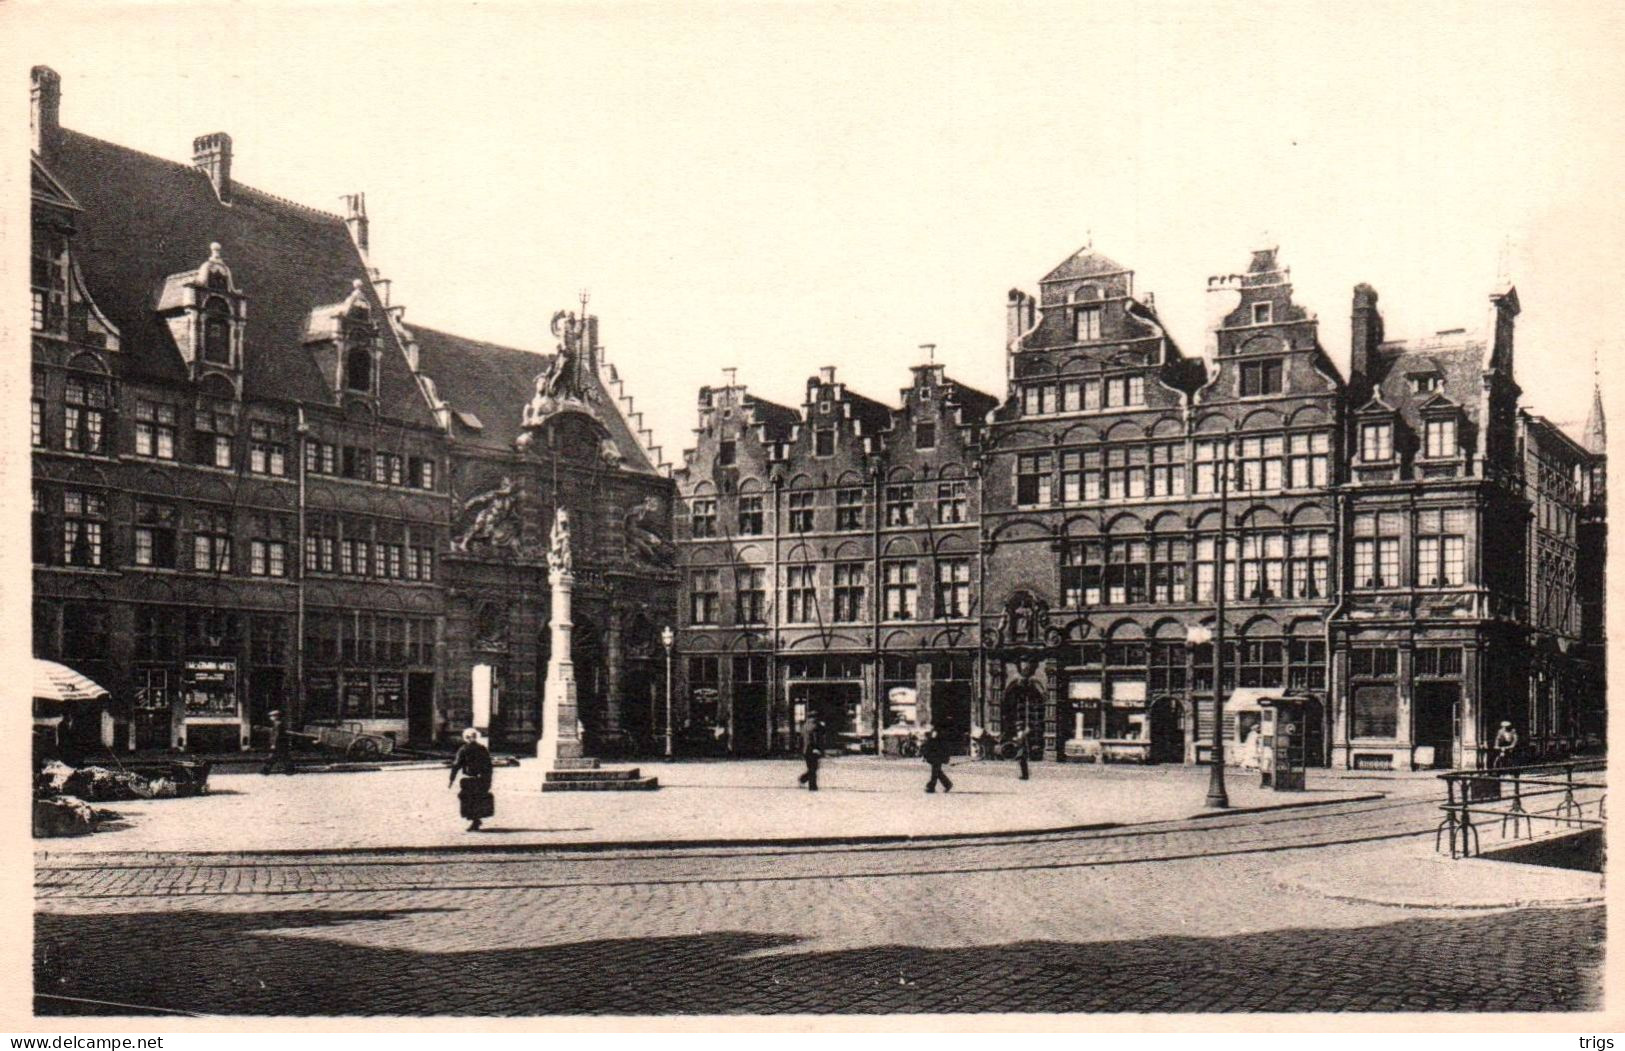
<box><xmin>33</xmin><ymin>659</ymin><xmax>110</xmax><ymax>704</ymax></box>
<box><xmin>1223</xmin><ymin>687</ymin><xmax>1286</xmax><ymax>712</ymax></box>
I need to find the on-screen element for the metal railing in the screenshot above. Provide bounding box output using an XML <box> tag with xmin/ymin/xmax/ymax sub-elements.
<box><xmin>1436</xmin><ymin>758</ymin><xmax>1606</xmax><ymax>859</ymax></box>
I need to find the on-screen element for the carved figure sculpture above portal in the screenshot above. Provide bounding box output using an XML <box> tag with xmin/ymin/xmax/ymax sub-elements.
<box><xmin>625</xmin><ymin>496</ymin><xmax>675</xmax><ymax>568</ymax></box>
<box><xmin>453</xmin><ymin>476</ymin><xmax>524</xmax><ymax>555</ymax></box>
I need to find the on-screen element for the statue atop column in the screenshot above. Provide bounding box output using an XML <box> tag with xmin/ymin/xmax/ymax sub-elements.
<box><xmin>547</xmin><ymin>508</ymin><xmax>573</xmax><ymax>576</ymax></box>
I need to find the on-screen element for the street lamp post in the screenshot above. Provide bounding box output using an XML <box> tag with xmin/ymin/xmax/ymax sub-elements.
<box><xmin>1204</xmin><ymin>438</ymin><xmax>1231</xmax><ymax>808</ymax></box>
<box><xmin>660</xmin><ymin>626</ymin><xmax>675</xmax><ymax>762</ymax></box>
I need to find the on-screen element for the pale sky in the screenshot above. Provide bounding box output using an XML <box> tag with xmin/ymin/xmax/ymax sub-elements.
<box><xmin>8</xmin><ymin>1</ymin><xmax>1624</xmax><ymax>460</ymax></box>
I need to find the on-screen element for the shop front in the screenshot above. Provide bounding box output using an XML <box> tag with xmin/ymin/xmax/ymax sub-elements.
<box><xmin>180</xmin><ymin>657</ymin><xmax>243</xmax><ymax>753</ymax></box>
<box><xmin>1061</xmin><ymin>677</ymin><xmax>1152</xmax><ymax>763</ymax></box>
<box><xmin>785</xmin><ymin>654</ymin><xmax>867</xmax><ymax>752</ymax></box>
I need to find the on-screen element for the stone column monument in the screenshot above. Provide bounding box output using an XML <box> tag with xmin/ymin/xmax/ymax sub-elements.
<box><xmin>537</xmin><ymin>509</ymin><xmax>585</xmax><ymax>771</ymax></box>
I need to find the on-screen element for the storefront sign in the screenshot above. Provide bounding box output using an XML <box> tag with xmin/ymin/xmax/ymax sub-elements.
<box><xmin>374</xmin><ymin>673</ymin><xmax>405</xmax><ymax>718</ymax></box>
<box><xmin>1068</xmin><ymin>679</ymin><xmax>1102</xmax><ymax>700</ymax></box>
<box><xmin>1110</xmin><ymin>680</ymin><xmax>1147</xmax><ymax>704</ymax></box>
<box><xmin>887</xmin><ymin>686</ymin><xmax>917</xmax><ymax>723</ymax></box>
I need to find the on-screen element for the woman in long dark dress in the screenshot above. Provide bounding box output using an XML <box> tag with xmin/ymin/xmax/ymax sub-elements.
<box><xmin>448</xmin><ymin>728</ymin><xmax>494</xmax><ymax>831</ymax></box>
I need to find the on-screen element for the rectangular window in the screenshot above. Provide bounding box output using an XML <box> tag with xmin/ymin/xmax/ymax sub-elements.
<box><xmin>1023</xmin><ymin>385</ymin><xmax>1053</xmax><ymax>417</ymax></box>
<box><xmin>1240</xmin><ymin>360</ymin><xmax>1283</xmax><ymax>397</ymax></box>
<box><xmin>787</xmin><ymin>491</ymin><xmax>814</xmax><ymax>533</ymax></box>
<box><xmin>835</xmin><ymin>488</ymin><xmax>864</xmax><ymax>531</ymax></box>
<box><xmin>1417</xmin><ymin>509</ymin><xmax>1468</xmax><ymax>586</ymax></box>
<box><xmin>1252</xmin><ymin>302</ymin><xmax>1272</xmax><ymax>324</ymax></box>
<box><xmin>417</xmin><ymin>547</ymin><xmax>434</xmax><ymax>583</ymax></box>
<box><xmin>32</xmin><ymin>488</ymin><xmax>50</xmax><ymax>565</ymax></box>
<box><xmin>833</xmin><ymin>563</ymin><xmax>866</xmax><ymax>622</ymax></box>
<box><xmin>1288</xmin><ymin>531</ymin><xmax>1331</xmax><ymax>598</ymax></box>
<box><xmin>691</xmin><ymin>498</ymin><xmax>717</xmax><ymax>538</ymax></box>
<box><xmin>885</xmin><ymin>485</ymin><xmax>915</xmax><ymax>526</ymax></box>
<box><xmin>1016</xmin><ymin>453</ymin><xmax>1052</xmax><ymax>507</ymax></box>
<box><xmin>32</xmin><ymin>373</ymin><xmax>46</xmax><ymax>448</ymax></box>
<box><xmin>1194</xmin><ymin>440</ymin><xmax>1221</xmax><ymax>494</ymax></box>
<box><xmin>1361</xmin><ymin>421</ymin><xmax>1393</xmax><ymax>461</ymax></box>
<box><xmin>1239</xmin><ymin>640</ymin><xmax>1285</xmax><ymax>688</ymax></box>
<box><xmin>935</xmin><ymin>558</ymin><xmax>971</xmax><ymax>618</ymax></box>
<box><xmin>718</xmin><ymin>440</ymin><xmax>737</xmax><ymax>466</ymax></box>
<box><xmin>1288</xmin><ymin>431</ymin><xmax>1330</xmax><ymax>488</ymax></box>
<box><xmin>734</xmin><ymin>567</ymin><xmax>766</xmax><ymax>624</ymax></box>
<box><xmin>248</xmin><ymin>420</ymin><xmax>288</xmax><ymax>477</ymax></box>
<box><xmin>134</xmin><ymin>401</ymin><xmax>177</xmax><ymax>459</ymax></box>
<box><xmin>1149</xmin><ymin>538</ymin><xmax>1187</xmax><ymax>603</ymax></box>
<box><xmin>194</xmin><ymin>405</ymin><xmax>236</xmax><ymax>468</ymax></box>
<box><xmin>737</xmin><ymin>494</ymin><xmax>764</xmax><ymax>535</ymax></box>
<box><xmin>1148</xmin><ymin>443</ymin><xmax>1185</xmax><ymax>497</ymax></box>
<box><xmin>1059</xmin><ymin>380</ymin><xmax>1083</xmax><ymax>412</ymax></box>
<box><xmin>915</xmin><ymin>420</ymin><xmax>936</xmax><ymax>450</ymax></box>
<box><xmin>192</xmin><ymin>507</ymin><xmax>233</xmax><ymax>573</ymax></box>
<box><xmin>1148</xmin><ymin>643</ymin><xmax>1187</xmax><ymax>693</ymax></box>
<box><xmin>883</xmin><ymin>561</ymin><xmax>918</xmax><ymax>620</ymax></box>
<box><xmin>249</xmin><ymin>539</ymin><xmax>288</xmax><ymax>578</ymax></box>
<box><xmin>134</xmin><ymin>499</ymin><xmax>178</xmax><ymax>569</ymax></box>
<box><xmin>63</xmin><ymin>377</ymin><xmax>108</xmax><ymax>454</ymax></box>
<box><xmin>1062</xmin><ymin>542</ymin><xmax>1103</xmax><ymax>607</ymax></box>
<box><xmin>937</xmin><ymin>480</ymin><xmax>968</xmax><ymax>524</ymax></box>
<box><xmin>1102</xmin><ymin>375</ymin><xmax>1145</xmax><ymax>408</ymax></box>
<box><xmin>1104</xmin><ymin>540</ymin><xmax>1148</xmax><ymax>604</ymax></box>
<box><xmin>1288</xmin><ymin>639</ymin><xmax>1327</xmax><ymax>690</ymax></box>
<box><xmin>815</xmin><ymin>429</ymin><xmax>836</xmax><ymax>457</ymax></box>
<box><xmin>785</xmin><ymin>565</ymin><xmax>817</xmax><ymax>623</ymax></box>
<box><xmin>1075</xmin><ymin>305</ymin><xmax>1102</xmax><ymax>342</ymax></box>
<box><xmin>1350</xmin><ymin>647</ymin><xmax>1399</xmax><ymax>678</ymax></box>
<box><xmin>1353</xmin><ymin>685</ymin><xmax>1399</xmax><ymax>739</ymax></box>
<box><xmin>409</xmin><ymin>456</ymin><xmax>437</xmax><ymax>490</ymax></box>
<box><xmin>61</xmin><ymin>489</ymin><xmax>105</xmax><ymax>567</ymax></box>
<box><xmin>1424</xmin><ymin>418</ymin><xmax>1458</xmax><ymax>459</ymax></box>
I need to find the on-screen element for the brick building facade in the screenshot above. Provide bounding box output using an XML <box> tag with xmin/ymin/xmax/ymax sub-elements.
<box><xmin>28</xmin><ymin>66</ymin><xmax>677</xmax><ymax>756</ymax></box>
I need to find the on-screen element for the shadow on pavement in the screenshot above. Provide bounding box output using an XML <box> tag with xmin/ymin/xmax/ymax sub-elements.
<box><xmin>36</xmin><ymin>904</ymin><xmax>1602</xmax><ymax>1015</ymax></box>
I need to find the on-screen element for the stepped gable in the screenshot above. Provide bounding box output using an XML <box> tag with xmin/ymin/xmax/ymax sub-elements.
<box><xmin>44</xmin><ymin>129</ymin><xmax>433</xmax><ymax>427</ymax></box>
<box><xmin>411</xmin><ymin>323</ymin><xmax>662</xmax><ymax>473</ymax></box>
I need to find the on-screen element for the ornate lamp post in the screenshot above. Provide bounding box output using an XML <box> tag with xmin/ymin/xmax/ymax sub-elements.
<box><xmin>661</xmin><ymin>626</ymin><xmax>675</xmax><ymax>761</ymax></box>
<box><xmin>1203</xmin><ymin>437</ymin><xmax>1232</xmax><ymax>808</ymax></box>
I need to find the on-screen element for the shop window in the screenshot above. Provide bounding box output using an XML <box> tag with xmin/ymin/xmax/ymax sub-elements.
<box><xmin>1353</xmin><ymin>684</ymin><xmax>1398</xmax><ymax>738</ymax></box>
<box><xmin>833</xmin><ymin>562</ymin><xmax>866</xmax><ymax>622</ymax></box>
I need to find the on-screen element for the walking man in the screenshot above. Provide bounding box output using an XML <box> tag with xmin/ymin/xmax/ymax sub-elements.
<box><xmin>261</xmin><ymin>710</ymin><xmax>295</xmax><ymax>776</ymax></box>
<box><xmin>1013</xmin><ymin>726</ymin><xmax>1031</xmax><ymax>781</ymax></box>
<box><xmin>797</xmin><ymin>713</ymin><xmax>822</xmax><ymax>791</ymax></box>
<box><xmin>923</xmin><ymin>728</ymin><xmax>953</xmax><ymax>793</ymax></box>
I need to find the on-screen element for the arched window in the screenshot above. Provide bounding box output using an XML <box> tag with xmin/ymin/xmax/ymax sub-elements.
<box><xmin>202</xmin><ymin>300</ymin><xmax>232</xmax><ymax>364</ymax></box>
<box><xmin>345</xmin><ymin>344</ymin><xmax>373</xmax><ymax>393</ymax></box>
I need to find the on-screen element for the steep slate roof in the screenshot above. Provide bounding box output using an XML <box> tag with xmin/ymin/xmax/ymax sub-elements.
<box><xmin>840</xmin><ymin>388</ymin><xmax>895</xmax><ymax>437</ymax></box>
<box><xmin>743</xmin><ymin>393</ymin><xmax>800</xmax><ymax>441</ymax></box>
<box><xmin>1368</xmin><ymin>336</ymin><xmax>1486</xmax><ymax>432</ymax></box>
<box><xmin>943</xmin><ymin>378</ymin><xmax>999</xmax><ymax>422</ymax></box>
<box><xmin>1040</xmin><ymin>246</ymin><xmax>1130</xmax><ymax>283</ymax></box>
<box><xmin>45</xmin><ymin>129</ymin><xmax>435</xmax><ymax>428</ymax></box>
<box><xmin>410</xmin><ymin>324</ymin><xmax>662</xmax><ymax>474</ymax></box>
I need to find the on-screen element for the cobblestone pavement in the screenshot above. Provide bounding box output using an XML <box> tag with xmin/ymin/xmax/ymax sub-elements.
<box><xmin>36</xmin><ymin>797</ymin><xmax>1604</xmax><ymax>1016</ymax></box>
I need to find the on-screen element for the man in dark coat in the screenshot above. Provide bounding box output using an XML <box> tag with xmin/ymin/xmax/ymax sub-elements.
<box><xmin>796</xmin><ymin>714</ymin><xmax>822</xmax><ymax>791</ymax></box>
<box><xmin>261</xmin><ymin>710</ymin><xmax>295</xmax><ymax>776</ymax></box>
<box><xmin>922</xmin><ymin>729</ymin><xmax>953</xmax><ymax>793</ymax></box>
<box><xmin>1012</xmin><ymin>726</ymin><xmax>1031</xmax><ymax>781</ymax></box>
<box><xmin>449</xmin><ymin>728</ymin><xmax>495</xmax><ymax>831</ymax></box>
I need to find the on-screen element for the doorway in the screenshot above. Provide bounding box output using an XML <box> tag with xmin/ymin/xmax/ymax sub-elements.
<box><xmin>1148</xmin><ymin>696</ymin><xmax>1185</xmax><ymax>763</ymax></box>
<box><xmin>407</xmin><ymin>673</ymin><xmax>436</xmax><ymax>745</ymax></box>
<box><xmin>790</xmin><ymin>682</ymin><xmax>862</xmax><ymax>751</ymax></box>
<box><xmin>1414</xmin><ymin>682</ymin><xmax>1459</xmax><ymax>769</ymax></box>
<box><xmin>1001</xmin><ymin>681</ymin><xmax>1046</xmax><ymax>759</ymax></box>
<box><xmin>931</xmin><ymin>681</ymin><xmax>972</xmax><ymax>755</ymax></box>
<box><xmin>733</xmin><ymin>684</ymin><xmax>769</xmax><ymax>756</ymax></box>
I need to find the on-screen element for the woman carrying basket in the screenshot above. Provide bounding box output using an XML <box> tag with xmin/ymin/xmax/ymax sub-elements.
<box><xmin>449</xmin><ymin>727</ymin><xmax>495</xmax><ymax>831</ymax></box>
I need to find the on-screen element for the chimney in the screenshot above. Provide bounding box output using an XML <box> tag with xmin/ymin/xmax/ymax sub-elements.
<box><xmin>1350</xmin><ymin>283</ymin><xmax>1383</xmax><ymax>391</ymax></box>
<box><xmin>342</xmin><ymin>193</ymin><xmax>369</xmax><ymax>253</ymax></box>
<box><xmin>1006</xmin><ymin>289</ymin><xmax>1034</xmax><ymax>349</ymax></box>
<box><xmin>192</xmin><ymin>132</ymin><xmax>233</xmax><ymax>203</ymax></box>
<box><xmin>818</xmin><ymin>366</ymin><xmax>836</xmax><ymax>385</ymax></box>
<box><xmin>31</xmin><ymin>66</ymin><xmax>61</xmax><ymax>161</ymax></box>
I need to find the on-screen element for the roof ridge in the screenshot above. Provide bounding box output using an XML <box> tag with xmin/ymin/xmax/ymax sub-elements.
<box><xmin>232</xmin><ymin>182</ymin><xmax>345</xmax><ymax>222</ymax></box>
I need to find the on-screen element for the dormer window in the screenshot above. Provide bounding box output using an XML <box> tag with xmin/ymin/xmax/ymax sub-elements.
<box><xmin>1075</xmin><ymin>305</ymin><xmax>1102</xmax><ymax>342</ymax></box>
<box><xmin>202</xmin><ymin>300</ymin><xmax>232</xmax><ymax>364</ymax></box>
<box><xmin>1252</xmin><ymin>302</ymin><xmax>1272</xmax><ymax>324</ymax></box>
<box><xmin>1361</xmin><ymin>421</ymin><xmax>1394</xmax><ymax>461</ymax></box>
<box><xmin>345</xmin><ymin>344</ymin><xmax>374</xmax><ymax>393</ymax></box>
<box><xmin>1411</xmin><ymin>373</ymin><xmax>1441</xmax><ymax>394</ymax></box>
<box><xmin>1423</xmin><ymin>417</ymin><xmax>1457</xmax><ymax>459</ymax></box>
